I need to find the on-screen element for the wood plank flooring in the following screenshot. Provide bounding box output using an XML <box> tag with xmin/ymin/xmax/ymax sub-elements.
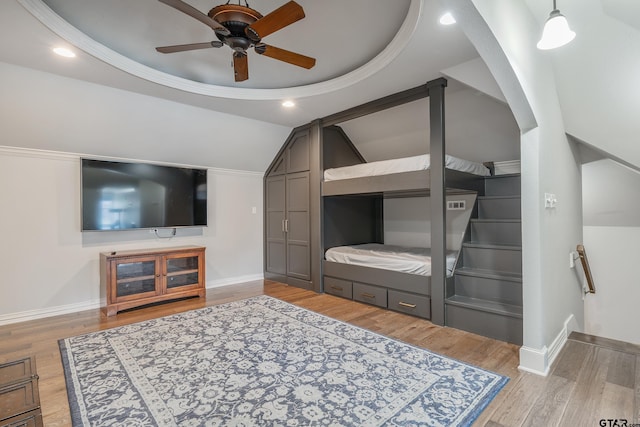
<box><xmin>0</xmin><ymin>280</ymin><xmax>638</xmax><ymax>426</ymax></box>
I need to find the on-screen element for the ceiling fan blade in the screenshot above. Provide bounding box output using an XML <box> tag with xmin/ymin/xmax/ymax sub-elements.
<box><xmin>156</xmin><ymin>41</ymin><xmax>223</xmax><ymax>53</ymax></box>
<box><xmin>158</xmin><ymin>0</ymin><xmax>230</xmax><ymax>36</ymax></box>
<box><xmin>245</xmin><ymin>1</ymin><xmax>305</xmax><ymax>41</ymax></box>
<box><xmin>255</xmin><ymin>43</ymin><xmax>316</xmax><ymax>69</ymax></box>
<box><xmin>233</xmin><ymin>52</ymin><xmax>249</xmax><ymax>82</ymax></box>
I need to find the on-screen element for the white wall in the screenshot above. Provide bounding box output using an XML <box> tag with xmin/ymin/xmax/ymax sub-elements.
<box><xmin>0</xmin><ymin>61</ymin><xmax>291</xmax><ymax>172</ymax></box>
<box><xmin>384</xmin><ymin>194</ymin><xmax>477</xmax><ymax>250</ymax></box>
<box><xmin>450</xmin><ymin>0</ymin><xmax>585</xmax><ymax>375</ymax></box>
<box><xmin>583</xmin><ymin>227</ymin><xmax>640</xmax><ymax>345</ymax></box>
<box><xmin>525</xmin><ymin>0</ymin><xmax>640</xmax><ymax>169</ymax></box>
<box><xmin>0</xmin><ymin>147</ymin><xmax>264</xmax><ymax>324</ymax></box>
<box><xmin>582</xmin><ymin>159</ymin><xmax>640</xmax><ymax>345</ymax></box>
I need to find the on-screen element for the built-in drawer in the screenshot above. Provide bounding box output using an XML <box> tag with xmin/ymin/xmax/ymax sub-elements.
<box><xmin>353</xmin><ymin>282</ymin><xmax>387</xmax><ymax>308</ymax></box>
<box><xmin>324</xmin><ymin>276</ymin><xmax>353</xmax><ymax>299</ymax></box>
<box><xmin>388</xmin><ymin>290</ymin><xmax>431</xmax><ymax>319</ymax></box>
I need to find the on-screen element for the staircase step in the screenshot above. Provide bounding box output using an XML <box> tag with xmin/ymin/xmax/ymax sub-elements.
<box><xmin>470</xmin><ymin>218</ymin><xmax>521</xmax><ymax>223</ymax></box>
<box><xmin>484</xmin><ymin>174</ymin><xmax>521</xmax><ymax>197</ymax></box>
<box><xmin>454</xmin><ymin>268</ymin><xmax>522</xmax><ymax>306</ymax></box>
<box><xmin>445</xmin><ymin>295</ymin><xmax>522</xmax><ymax>318</ymax></box>
<box><xmin>445</xmin><ymin>296</ymin><xmax>523</xmax><ymax>345</ymax></box>
<box><xmin>478</xmin><ymin>195</ymin><xmax>520</xmax><ymax>200</ymax></box>
<box><xmin>461</xmin><ymin>243</ymin><xmax>522</xmax><ymax>274</ymax></box>
<box><xmin>478</xmin><ymin>196</ymin><xmax>521</xmax><ymax>219</ymax></box>
<box><xmin>463</xmin><ymin>242</ymin><xmax>521</xmax><ymax>250</ymax></box>
<box><xmin>470</xmin><ymin>219</ymin><xmax>522</xmax><ymax>246</ymax></box>
<box><xmin>455</xmin><ymin>267</ymin><xmax>522</xmax><ymax>282</ymax></box>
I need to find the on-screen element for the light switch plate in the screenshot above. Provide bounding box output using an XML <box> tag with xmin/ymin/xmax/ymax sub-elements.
<box><xmin>544</xmin><ymin>193</ymin><xmax>557</xmax><ymax>208</ymax></box>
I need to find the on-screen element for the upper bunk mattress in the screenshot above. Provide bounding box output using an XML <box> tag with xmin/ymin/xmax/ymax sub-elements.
<box><xmin>323</xmin><ymin>154</ymin><xmax>490</xmax><ymax>182</ymax></box>
<box><xmin>325</xmin><ymin>243</ymin><xmax>457</xmax><ymax>276</ymax></box>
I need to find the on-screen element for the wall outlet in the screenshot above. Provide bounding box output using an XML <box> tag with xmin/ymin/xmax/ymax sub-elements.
<box><xmin>251</xmin><ymin>206</ymin><xmax>257</xmax><ymax>214</ymax></box>
<box><xmin>447</xmin><ymin>200</ymin><xmax>466</xmax><ymax>210</ymax></box>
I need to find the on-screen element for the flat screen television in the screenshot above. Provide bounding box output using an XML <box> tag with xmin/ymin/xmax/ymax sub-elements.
<box><xmin>81</xmin><ymin>158</ymin><xmax>207</xmax><ymax>231</ymax></box>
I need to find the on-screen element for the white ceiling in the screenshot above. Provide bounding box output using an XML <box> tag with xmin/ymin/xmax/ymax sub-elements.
<box><xmin>41</xmin><ymin>0</ymin><xmax>413</xmax><ymax>89</ymax></box>
<box><xmin>1</xmin><ymin>0</ymin><xmax>489</xmax><ymax>125</ymax></box>
<box><xmin>0</xmin><ymin>0</ymin><xmax>523</xmax><ymax>169</ymax></box>
<box><xmin>2</xmin><ymin>0</ymin><xmax>638</xmax><ymax>172</ymax></box>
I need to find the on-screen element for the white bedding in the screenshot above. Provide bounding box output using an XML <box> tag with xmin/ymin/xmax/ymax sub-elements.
<box><xmin>323</xmin><ymin>154</ymin><xmax>490</xmax><ymax>182</ymax></box>
<box><xmin>325</xmin><ymin>243</ymin><xmax>458</xmax><ymax>276</ymax></box>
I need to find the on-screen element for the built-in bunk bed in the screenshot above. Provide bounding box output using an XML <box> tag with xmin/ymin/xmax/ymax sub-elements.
<box><xmin>320</xmin><ymin>78</ymin><xmax>490</xmax><ymax>324</ymax></box>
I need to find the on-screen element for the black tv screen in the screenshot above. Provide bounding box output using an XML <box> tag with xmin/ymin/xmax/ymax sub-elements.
<box><xmin>81</xmin><ymin>159</ymin><xmax>207</xmax><ymax>231</ymax></box>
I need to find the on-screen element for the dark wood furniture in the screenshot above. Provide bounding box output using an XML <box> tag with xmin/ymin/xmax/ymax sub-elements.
<box><xmin>0</xmin><ymin>356</ymin><xmax>43</xmax><ymax>427</ymax></box>
<box><xmin>100</xmin><ymin>246</ymin><xmax>206</xmax><ymax>316</ymax></box>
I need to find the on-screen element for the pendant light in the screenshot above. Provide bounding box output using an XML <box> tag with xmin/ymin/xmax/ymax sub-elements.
<box><xmin>537</xmin><ymin>0</ymin><xmax>576</xmax><ymax>50</ymax></box>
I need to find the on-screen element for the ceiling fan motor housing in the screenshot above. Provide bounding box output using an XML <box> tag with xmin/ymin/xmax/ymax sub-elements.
<box><xmin>209</xmin><ymin>4</ymin><xmax>263</xmax><ymax>49</ymax></box>
<box><xmin>156</xmin><ymin>0</ymin><xmax>314</xmax><ymax>82</ymax></box>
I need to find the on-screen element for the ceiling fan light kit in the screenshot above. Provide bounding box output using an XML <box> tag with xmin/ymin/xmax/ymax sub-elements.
<box><xmin>156</xmin><ymin>0</ymin><xmax>316</xmax><ymax>82</ymax></box>
<box><xmin>537</xmin><ymin>0</ymin><xmax>576</xmax><ymax>50</ymax></box>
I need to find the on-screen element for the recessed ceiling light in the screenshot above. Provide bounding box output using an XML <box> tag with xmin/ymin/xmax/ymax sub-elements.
<box><xmin>282</xmin><ymin>100</ymin><xmax>295</xmax><ymax>108</ymax></box>
<box><xmin>439</xmin><ymin>12</ymin><xmax>456</xmax><ymax>25</ymax></box>
<box><xmin>53</xmin><ymin>47</ymin><xmax>76</xmax><ymax>58</ymax></box>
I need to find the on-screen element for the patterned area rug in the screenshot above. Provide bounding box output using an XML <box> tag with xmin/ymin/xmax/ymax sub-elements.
<box><xmin>59</xmin><ymin>296</ymin><xmax>508</xmax><ymax>426</ymax></box>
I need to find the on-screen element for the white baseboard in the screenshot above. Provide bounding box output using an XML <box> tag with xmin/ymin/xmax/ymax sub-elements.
<box><xmin>206</xmin><ymin>274</ymin><xmax>264</xmax><ymax>289</ymax></box>
<box><xmin>0</xmin><ymin>299</ymin><xmax>104</xmax><ymax>327</ymax></box>
<box><xmin>518</xmin><ymin>314</ymin><xmax>576</xmax><ymax>376</ymax></box>
<box><xmin>0</xmin><ymin>274</ymin><xmax>265</xmax><ymax>326</ymax></box>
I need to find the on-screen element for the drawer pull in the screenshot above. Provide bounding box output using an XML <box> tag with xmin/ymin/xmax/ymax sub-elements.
<box><xmin>361</xmin><ymin>292</ymin><xmax>376</xmax><ymax>299</ymax></box>
<box><xmin>330</xmin><ymin>286</ymin><xmax>343</xmax><ymax>291</ymax></box>
<box><xmin>398</xmin><ymin>301</ymin><xmax>417</xmax><ymax>309</ymax></box>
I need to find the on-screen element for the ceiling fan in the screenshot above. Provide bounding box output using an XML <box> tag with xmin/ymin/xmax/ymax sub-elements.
<box><xmin>156</xmin><ymin>0</ymin><xmax>316</xmax><ymax>82</ymax></box>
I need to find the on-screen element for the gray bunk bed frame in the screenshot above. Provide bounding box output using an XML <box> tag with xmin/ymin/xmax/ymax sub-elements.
<box><xmin>320</xmin><ymin>78</ymin><xmax>486</xmax><ymax>325</ymax></box>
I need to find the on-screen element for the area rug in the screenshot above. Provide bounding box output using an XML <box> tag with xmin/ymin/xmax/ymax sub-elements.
<box><xmin>59</xmin><ymin>295</ymin><xmax>508</xmax><ymax>426</ymax></box>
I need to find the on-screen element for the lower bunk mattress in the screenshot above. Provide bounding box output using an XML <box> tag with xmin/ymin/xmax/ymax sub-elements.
<box><xmin>325</xmin><ymin>243</ymin><xmax>457</xmax><ymax>276</ymax></box>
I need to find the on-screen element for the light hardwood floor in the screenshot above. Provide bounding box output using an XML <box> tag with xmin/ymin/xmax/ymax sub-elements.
<box><xmin>1</xmin><ymin>280</ymin><xmax>638</xmax><ymax>426</ymax></box>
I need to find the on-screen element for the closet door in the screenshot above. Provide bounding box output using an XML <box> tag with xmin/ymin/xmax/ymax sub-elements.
<box><xmin>265</xmin><ymin>175</ymin><xmax>286</xmax><ymax>275</ymax></box>
<box><xmin>286</xmin><ymin>129</ymin><xmax>310</xmax><ymax>173</ymax></box>
<box><xmin>286</xmin><ymin>171</ymin><xmax>310</xmax><ymax>281</ymax></box>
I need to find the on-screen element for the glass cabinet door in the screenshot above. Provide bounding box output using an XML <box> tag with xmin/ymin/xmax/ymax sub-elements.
<box><xmin>113</xmin><ymin>256</ymin><xmax>159</xmax><ymax>301</ymax></box>
<box><xmin>164</xmin><ymin>254</ymin><xmax>201</xmax><ymax>293</ymax></box>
